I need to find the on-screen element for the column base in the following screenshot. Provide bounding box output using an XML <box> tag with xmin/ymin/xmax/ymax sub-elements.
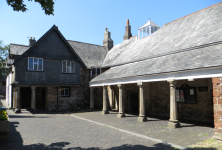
<box><xmin>137</xmin><ymin>116</ymin><xmax>147</xmax><ymax>122</ymax></box>
<box><xmin>168</xmin><ymin>121</ymin><xmax>180</xmax><ymax>128</ymax></box>
<box><xmin>89</xmin><ymin>108</ymin><xmax>94</xmax><ymax>111</ymax></box>
<box><xmin>15</xmin><ymin>109</ymin><xmax>21</xmax><ymax>113</ymax></box>
<box><xmin>117</xmin><ymin>113</ymin><xmax>125</xmax><ymax>118</ymax></box>
<box><xmin>101</xmin><ymin>110</ymin><xmax>109</xmax><ymax>115</ymax></box>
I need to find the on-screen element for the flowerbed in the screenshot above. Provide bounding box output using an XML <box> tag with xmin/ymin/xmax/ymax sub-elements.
<box><xmin>0</xmin><ymin>110</ymin><xmax>7</xmax><ymax>121</ymax></box>
<box><xmin>0</xmin><ymin>110</ymin><xmax>9</xmax><ymax>133</ymax></box>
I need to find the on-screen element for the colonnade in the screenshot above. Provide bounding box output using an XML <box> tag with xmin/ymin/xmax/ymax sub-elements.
<box><xmin>14</xmin><ymin>86</ymin><xmax>37</xmax><ymax>113</ymax></box>
<box><xmin>90</xmin><ymin>80</ymin><xmax>180</xmax><ymax>128</ymax></box>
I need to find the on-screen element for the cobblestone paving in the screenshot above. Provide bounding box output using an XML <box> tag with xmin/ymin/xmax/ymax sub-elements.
<box><xmin>72</xmin><ymin>111</ymin><xmax>215</xmax><ymax>147</ymax></box>
<box><xmin>0</xmin><ymin>113</ymin><xmax>180</xmax><ymax>150</ymax></box>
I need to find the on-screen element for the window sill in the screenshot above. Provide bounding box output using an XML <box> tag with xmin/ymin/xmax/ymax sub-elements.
<box><xmin>27</xmin><ymin>70</ymin><xmax>44</xmax><ymax>72</ymax></box>
<box><xmin>62</xmin><ymin>72</ymin><xmax>75</xmax><ymax>74</ymax></box>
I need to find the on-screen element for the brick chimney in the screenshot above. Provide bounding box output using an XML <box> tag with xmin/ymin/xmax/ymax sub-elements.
<box><xmin>123</xmin><ymin>19</ymin><xmax>132</xmax><ymax>40</ymax></box>
<box><xmin>29</xmin><ymin>37</ymin><xmax>36</xmax><ymax>46</ymax></box>
<box><xmin>103</xmin><ymin>27</ymin><xmax>113</xmax><ymax>50</ymax></box>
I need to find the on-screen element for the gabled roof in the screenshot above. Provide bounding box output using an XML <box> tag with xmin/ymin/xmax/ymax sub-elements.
<box><xmin>67</xmin><ymin>40</ymin><xmax>108</xmax><ymax>68</ymax></box>
<box><xmin>10</xmin><ymin>44</ymin><xmax>29</xmax><ymax>55</ymax></box>
<box><xmin>91</xmin><ymin>42</ymin><xmax>222</xmax><ymax>83</ymax></box>
<box><xmin>13</xmin><ymin>25</ymin><xmax>87</xmax><ymax>69</ymax></box>
<box><xmin>102</xmin><ymin>2</ymin><xmax>222</xmax><ymax>68</ymax></box>
<box><xmin>139</xmin><ymin>20</ymin><xmax>160</xmax><ymax>29</ymax></box>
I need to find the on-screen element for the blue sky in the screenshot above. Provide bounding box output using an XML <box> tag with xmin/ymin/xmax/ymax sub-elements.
<box><xmin>0</xmin><ymin>0</ymin><xmax>221</xmax><ymax>46</ymax></box>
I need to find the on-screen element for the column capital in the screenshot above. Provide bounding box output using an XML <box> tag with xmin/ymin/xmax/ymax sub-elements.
<box><xmin>31</xmin><ymin>86</ymin><xmax>36</xmax><ymax>90</ymax></box>
<box><xmin>117</xmin><ymin>84</ymin><xmax>124</xmax><ymax>89</ymax></box>
<box><xmin>167</xmin><ymin>79</ymin><xmax>177</xmax><ymax>86</ymax></box>
<box><xmin>137</xmin><ymin>82</ymin><xmax>143</xmax><ymax>87</ymax></box>
<box><xmin>15</xmin><ymin>87</ymin><xmax>20</xmax><ymax>90</ymax></box>
<box><xmin>102</xmin><ymin>85</ymin><xmax>108</xmax><ymax>88</ymax></box>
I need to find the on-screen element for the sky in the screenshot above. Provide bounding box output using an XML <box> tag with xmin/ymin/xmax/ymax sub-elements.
<box><xmin>0</xmin><ymin>0</ymin><xmax>221</xmax><ymax>46</ymax></box>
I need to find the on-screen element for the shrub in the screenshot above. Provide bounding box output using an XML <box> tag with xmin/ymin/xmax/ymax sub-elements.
<box><xmin>0</xmin><ymin>110</ymin><xmax>8</xmax><ymax>121</ymax></box>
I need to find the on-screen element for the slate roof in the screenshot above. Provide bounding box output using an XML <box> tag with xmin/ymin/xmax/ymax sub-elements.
<box><xmin>67</xmin><ymin>40</ymin><xmax>108</xmax><ymax>68</ymax></box>
<box><xmin>9</xmin><ymin>26</ymin><xmax>108</xmax><ymax>69</ymax></box>
<box><xmin>91</xmin><ymin>43</ymin><xmax>222</xmax><ymax>82</ymax></box>
<box><xmin>10</xmin><ymin>44</ymin><xmax>29</xmax><ymax>55</ymax></box>
<box><xmin>102</xmin><ymin>2</ymin><xmax>222</xmax><ymax>68</ymax></box>
<box><xmin>91</xmin><ymin>2</ymin><xmax>222</xmax><ymax>83</ymax></box>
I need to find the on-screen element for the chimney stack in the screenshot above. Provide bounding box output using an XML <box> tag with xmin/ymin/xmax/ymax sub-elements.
<box><xmin>103</xmin><ymin>27</ymin><xmax>113</xmax><ymax>50</ymax></box>
<box><xmin>29</xmin><ymin>37</ymin><xmax>36</xmax><ymax>46</ymax></box>
<box><xmin>123</xmin><ymin>19</ymin><xmax>132</xmax><ymax>40</ymax></box>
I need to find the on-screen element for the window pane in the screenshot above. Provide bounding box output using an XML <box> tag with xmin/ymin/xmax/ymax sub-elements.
<box><xmin>34</xmin><ymin>64</ymin><xmax>38</xmax><ymax>71</ymax></box>
<box><xmin>71</xmin><ymin>62</ymin><xmax>75</xmax><ymax>73</ymax></box>
<box><xmin>65</xmin><ymin>89</ymin><xmax>69</xmax><ymax>96</ymax></box>
<box><xmin>34</xmin><ymin>58</ymin><xmax>38</xmax><ymax>64</ymax></box>
<box><xmin>28</xmin><ymin>58</ymin><xmax>33</xmax><ymax>70</ymax></box>
<box><xmin>67</xmin><ymin>61</ymin><xmax>71</xmax><ymax>73</ymax></box>
<box><xmin>92</xmin><ymin>68</ymin><xmax>96</xmax><ymax>77</ymax></box>
<box><xmin>62</xmin><ymin>61</ymin><xmax>66</xmax><ymax>73</ymax></box>
<box><xmin>38</xmin><ymin>59</ymin><xmax>43</xmax><ymax>71</ymax></box>
<box><xmin>96</xmin><ymin>68</ymin><xmax>100</xmax><ymax>76</ymax></box>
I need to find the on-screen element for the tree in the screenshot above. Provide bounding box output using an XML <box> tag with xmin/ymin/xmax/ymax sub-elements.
<box><xmin>6</xmin><ymin>0</ymin><xmax>54</xmax><ymax>15</ymax></box>
<box><xmin>0</xmin><ymin>41</ymin><xmax>9</xmax><ymax>79</ymax></box>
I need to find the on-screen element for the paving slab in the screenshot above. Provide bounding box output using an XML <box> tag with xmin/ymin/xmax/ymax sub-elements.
<box><xmin>0</xmin><ymin>113</ymin><xmax>181</xmax><ymax>150</ymax></box>
<box><xmin>72</xmin><ymin>111</ymin><xmax>214</xmax><ymax>147</ymax></box>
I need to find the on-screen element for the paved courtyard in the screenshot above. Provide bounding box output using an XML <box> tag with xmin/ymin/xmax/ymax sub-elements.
<box><xmin>1</xmin><ymin>112</ymin><xmax>180</xmax><ymax>150</ymax></box>
<box><xmin>0</xmin><ymin>99</ymin><xmax>215</xmax><ymax>150</ymax></box>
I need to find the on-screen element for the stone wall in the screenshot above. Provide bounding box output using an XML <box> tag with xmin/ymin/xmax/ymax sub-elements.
<box><xmin>212</xmin><ymin>77</ymin><xmax>222</xmax><ymax>140</ymax></box>
<box><xmin>108</xmin><ymin>78</ymin><xmax>213</xmax><ymax>123</ymax></box>
<box><xmin>45</xmin><ymin>68</ymin><xmax>90</xmax><ymax>111</ymax></box>
<box><xmin>150</xmin><ymin>78</ymin><xmax>213</xmax><ymax>122</ymax></box>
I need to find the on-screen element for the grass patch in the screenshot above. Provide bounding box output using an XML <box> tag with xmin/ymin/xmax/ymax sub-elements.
<box><xmin>188</xmin><ymin>138</ymin><xmax>222</xmax><ymax>149</ymax></box>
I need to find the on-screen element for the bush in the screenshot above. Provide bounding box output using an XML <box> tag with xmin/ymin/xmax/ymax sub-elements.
<box><xmin>0</xmin><ymin>110</ymin><xmax>8</xmax><ymax>121</ymax></box>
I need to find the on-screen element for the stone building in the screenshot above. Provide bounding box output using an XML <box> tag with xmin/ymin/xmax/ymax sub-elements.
<box><xmin>5</xmin><ymin>1</ymin><xmax>222</xmax><ymax>140</ymax></box>
<box><xmin>89</xmin><ymin>2</ymin><xmax>222</xmax><ymax>139</ymax></box>
<box><xmin>6</xmin><ymin>25</ymin><xmax>108</xmax><ymax>112</ymax></box>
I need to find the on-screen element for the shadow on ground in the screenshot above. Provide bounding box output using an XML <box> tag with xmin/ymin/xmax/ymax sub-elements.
<box><xmin>0</xmin><ymin>121</ymin><xmax>217</xmax><ymax>150</ymax></box>
<box><xmin>0</xmin><ymin>141</ymin><xmax>218</xmax><ymax>150</ymax></box>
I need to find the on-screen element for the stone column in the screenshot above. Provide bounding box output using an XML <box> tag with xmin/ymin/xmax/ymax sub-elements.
<box><xmin>167</xmin><ymin>79</ymin><xmax>180</xmax><ymax>128</ymax></box>
<box><xmin>102</xmin><ymin>85</ymin><xmax>109</xmax><ymax>114</ymax></box>
<box><xmin>90</xmin><ymin>87</ymin><xmax>94</xmax><ymax>110</ymax></box>
<box><xmin>13</xmin><ymin>88</ymin><xmax>16</xmax><ymax>111</ymax></box>
<box><xmin>31</xmin><ymin>86</ymin><xmax>36</xmax><ymax>111</ymax></box>
<box><xmin>137</xmin><ymin>82</ymin><xmax>147</xmax><ymax>122</ymax></box>
<box><xmin>15</xmin><ymin>87</ymin><xmax>21</xmax><ymax>113</ymax></box>
<box><xmin>117</xmin><ymin>84</ymin><xmax>125</xmax><ymax>118</ymax></box>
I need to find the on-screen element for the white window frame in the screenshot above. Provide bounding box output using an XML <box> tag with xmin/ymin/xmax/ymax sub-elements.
<box><xmin>91</xmin><ymin>68</ymin><xmax>101</xmax><ymax>77</ymax></box>
<box><xmin>62</xmin><ymin>60</ymin><xmax>75</xmax><ymax>73</ymax></box>
<box><xmin>61</xmin><ymin>88</ymin><xmax>70</xmax><ymax>97</ymax></box>
<box><xmin>28</xmin><ymin>57</ymin><xmax>43</xmax><ymax>71</ymax></box>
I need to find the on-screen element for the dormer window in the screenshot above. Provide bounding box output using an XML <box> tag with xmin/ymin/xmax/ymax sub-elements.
<box><xmin>91</xmin><ymin>68</ymin><xmax>101</xmax><ymax>78</ymax></box>
<box><xmin>138</xmin><ymin>19</ymin><xmax>160</xmax><ymax>39</ymax></box>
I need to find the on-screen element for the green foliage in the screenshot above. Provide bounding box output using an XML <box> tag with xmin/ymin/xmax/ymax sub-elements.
<box><xmin>0</xmin><ymin>41</ymin><xmax>9</xmax><ymax>79</ymax></box>
<box><xmin>0</xmin><ymin>110</ymin><xmax>8</xmax><ymax>121</ymax></box>
<box><xmin>6</xmin><ymin>0</ymin><xmax>55</xmax><ymax>15</ymax></box>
